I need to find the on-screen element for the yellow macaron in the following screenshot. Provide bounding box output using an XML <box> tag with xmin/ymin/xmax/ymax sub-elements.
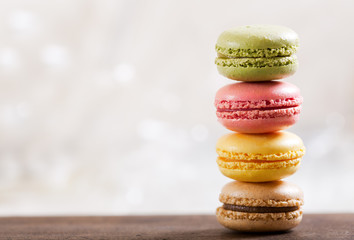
<box><xmin>216</xmin><ymin>131</ymin><xmax>305</xmax><ymax>182</ymax></box>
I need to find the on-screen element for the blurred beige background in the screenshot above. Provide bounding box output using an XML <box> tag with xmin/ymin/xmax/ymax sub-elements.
<box><xmin>0</xmin><ymin>0</ymin><xmax>353</xmax><ymax>215</ymax></box>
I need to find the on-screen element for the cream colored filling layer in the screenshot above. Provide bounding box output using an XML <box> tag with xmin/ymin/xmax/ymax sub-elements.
<box><xmin>216</xmin><ymin>148</ymin><xmax>305</xmax><ymax>161</ymax></box>
<box><xmin>217</xmin><ymin>157</ymin><xmax>301</xmax><ymax>170</ymax></box>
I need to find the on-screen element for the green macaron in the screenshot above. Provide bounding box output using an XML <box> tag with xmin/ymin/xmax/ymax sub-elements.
<box><xmin>215</xmin><ymin>25</ymin><xmax>299</xmax><ymax>81</ymax></box>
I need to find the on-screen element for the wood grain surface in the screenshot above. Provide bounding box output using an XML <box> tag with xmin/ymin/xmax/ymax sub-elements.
<box><xmin>0</xmin><ymin>214</ymin><xmax>352</xmax><ymax>239</ymax></box>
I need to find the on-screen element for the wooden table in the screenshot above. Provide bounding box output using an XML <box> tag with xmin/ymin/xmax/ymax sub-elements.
<box><xmin>0</xmin><ymin>214</ymin><xmax>352</xmax><ymax>239</ymax></box>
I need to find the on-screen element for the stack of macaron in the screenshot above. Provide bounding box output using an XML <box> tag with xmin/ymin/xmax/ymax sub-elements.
<box><xmin>214</xmin><ymin>25</ymin><xmax>305</xmax><ymax>232</ymax></box>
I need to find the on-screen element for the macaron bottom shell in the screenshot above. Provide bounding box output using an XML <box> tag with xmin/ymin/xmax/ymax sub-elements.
<box><xmin>217</xmin><ymin>63</ymin><xmax>298</xmax><ymax>81</ymax></box>
<box><xmin>218</xmin><ymin>114</ymin><xmax>300</xmax><ymax>134</ymax></box>
<box><xmin>218</xmin><ymin>162</ymin><xmax>301</xmax><ymax>182</ymax></box>
<box><xmin>216</xmin><ymin>207</ymin><xmax>303</xmax><ymax>232</ymax></box>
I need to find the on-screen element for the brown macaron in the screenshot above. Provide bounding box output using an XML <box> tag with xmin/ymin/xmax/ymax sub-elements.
<box><xmin>216</xmin><ymin>181</ymin><xmax>304</xmax><ymax>232</ymax></box>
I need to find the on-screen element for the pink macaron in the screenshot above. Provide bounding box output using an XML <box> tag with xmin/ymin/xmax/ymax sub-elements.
<box><xmin>215</xmin><ymin>81</ymin><xmax>302</xmax><ymax>133</ymax></box>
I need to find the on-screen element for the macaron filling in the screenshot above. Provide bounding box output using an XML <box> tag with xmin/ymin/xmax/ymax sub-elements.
<box><xmin>217</xmin><ymin>157</ymin><xmax>302</xmax><ymax>170</ymax></box>
<box><xmin>215</xmin><ymin>55</ymin><xmax>297</xmax><ymax>68</ymax></box>
<box><xmin>223</xmin><ymin>204</ymin><xmax>299</xmax><ymax>213</ymax></box>
<box><xmin>215</xmin><ymin>97</ymin><xmax>302</xmax><ymax>120</ymax></box>
<box><xmin>215</xmin><ymin>45</ymin><xmax>298</xmax><ymax>58</ymax></box>
<box><xmin>215</xmin><ymin>97</ymin><xmax>302</xmax><ymax>110</ymax></box>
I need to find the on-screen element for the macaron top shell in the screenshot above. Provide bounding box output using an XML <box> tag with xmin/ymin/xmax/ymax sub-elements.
<box><xmin>216</xmin><ymin>25</ymin><xmax>299</xmax><ymax>57</ymax></box>
<box><xmin>220</xmin><ymin>181</ymin><xmax>303</xmax><ymax>204</ymax></box>
<box><xmin>216</xmin><ymin>131</ymin><xmax>305</xmax><ymax>160</ymax></box>
<box><xmin>215</xmin><ymin>81</ymin><xmax>301</xmax><ymax>104</ymax></box>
